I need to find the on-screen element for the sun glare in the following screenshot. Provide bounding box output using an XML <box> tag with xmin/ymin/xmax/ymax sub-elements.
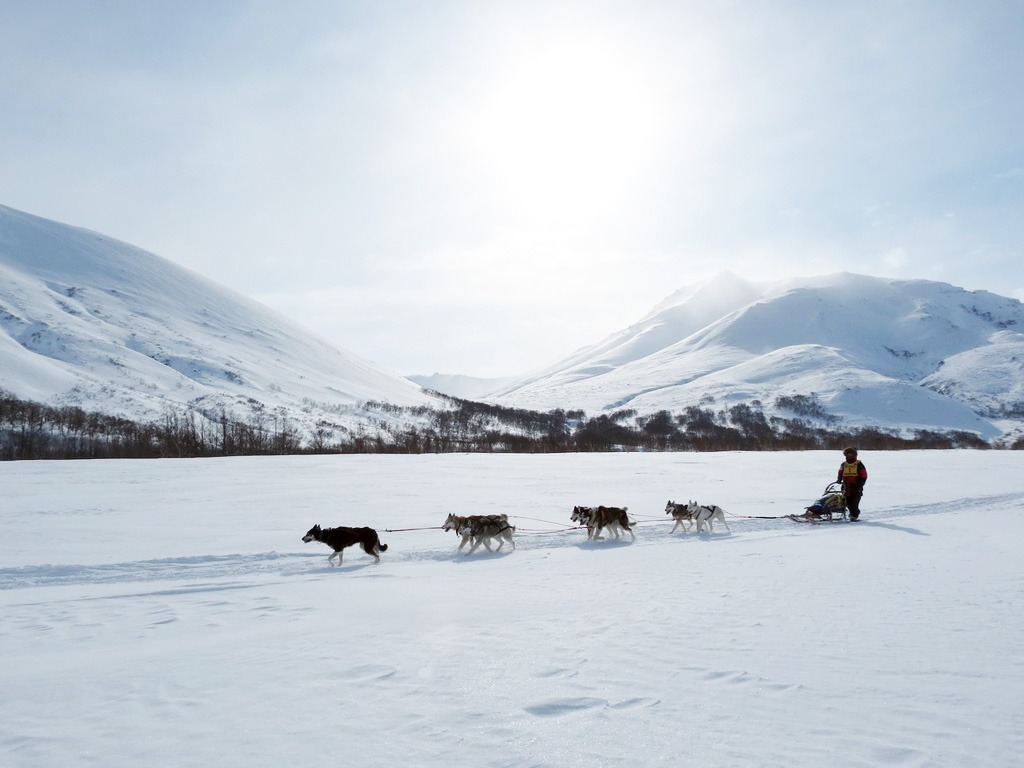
<box><xmin>465</xmin><ymin>36</ymin><xmax>665</xmax><ymax>223</ymax></box>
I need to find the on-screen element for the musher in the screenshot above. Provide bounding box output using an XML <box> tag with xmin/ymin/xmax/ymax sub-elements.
<box><xmin>838</xmin><ymin>447</ymin><xmax>867</xmax><ymax>521</ymax></box>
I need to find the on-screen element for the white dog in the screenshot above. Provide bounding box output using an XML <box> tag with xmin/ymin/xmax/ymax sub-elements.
<box><xmin>685</xmin><ymin>501</ymin><xmax>731</xmax><ymax>534</ymax></box>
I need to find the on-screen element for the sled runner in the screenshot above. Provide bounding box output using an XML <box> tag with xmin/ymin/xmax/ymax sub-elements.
<box><xmin>789</xmin><ymin>482</ymin><xmax>848</xmax><ymax>523</ymax></box>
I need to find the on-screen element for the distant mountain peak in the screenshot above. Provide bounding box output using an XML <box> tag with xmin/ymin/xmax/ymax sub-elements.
<box><xmin>640</xmin><ymin>269</ymin><xmax>762</xmax><ymax>318</ymax></box>
<box><xmin>492</xmin><ymin>272</ymin><xmax>1024</xmax><ymax>442</ymax></box>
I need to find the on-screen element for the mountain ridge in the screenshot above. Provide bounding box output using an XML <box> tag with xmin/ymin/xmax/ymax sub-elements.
<box><xmin>4</xmin><ymin>203</ymin><xmax>1022</xmax><ymax>447</ymax></box>
<box><xmin>488</xmin><ymin>271</ymin><xmax>1024</xmax><ymax>442</ymax></box>
<box><xmin>0</xmin><ymin>204</ymin><xmax>437</xmax><ymax>440</ymax></box>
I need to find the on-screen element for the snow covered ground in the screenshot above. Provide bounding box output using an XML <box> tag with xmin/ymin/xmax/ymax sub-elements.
<box><xmin>2</xmin><ymin>450</ymin><xmax>1022</xmax><ymax>767</ymax></box>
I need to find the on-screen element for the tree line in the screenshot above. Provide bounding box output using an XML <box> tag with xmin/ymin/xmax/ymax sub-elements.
<box><xmin>0</xmin><ymin>391</ymin><xmax>302</xmax><ymax>460</ymax></box>
<box><xmin>1</xmin><ymin>388</ymin><xmax>1002</xmax><ymax>461</ymax></box>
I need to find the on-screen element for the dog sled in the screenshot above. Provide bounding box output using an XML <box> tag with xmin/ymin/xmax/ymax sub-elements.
<box><xmin>789</xmin><ymin>482</ymin><xmax>848</xmax><ymax>524</ymax></box>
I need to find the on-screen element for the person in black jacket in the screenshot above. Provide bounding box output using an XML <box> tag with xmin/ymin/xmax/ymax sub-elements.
<box><xmin>838</xmin><ymin>447</ymin><xmax>867</xmax><ymax>521</ymax></box>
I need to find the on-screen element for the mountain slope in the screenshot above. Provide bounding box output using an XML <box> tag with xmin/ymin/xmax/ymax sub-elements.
<box><xmin>406</xmin><ymin>372</ymin><xmax>519</xmax><ymax>400</ymax></box>
<box><xmin>492</xmin><ymin>272</ymin><xmax>1024</xmax><ymax>441</ymax></box>
<box><xmin>0</xmin><ymin>204</ymin><xmax>436</xmax><ymax>435</ymax></box>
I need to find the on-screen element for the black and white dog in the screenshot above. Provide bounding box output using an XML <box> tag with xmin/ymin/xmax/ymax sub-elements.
<box><xmin>302</xmin><ymin>524</ymin><xmax>388</xmax><ymax>566</ymax></box>
<box><xmin>665</xmin><ymin>500</ymin><xmax>697</xmax><ymax>533</ymax></box>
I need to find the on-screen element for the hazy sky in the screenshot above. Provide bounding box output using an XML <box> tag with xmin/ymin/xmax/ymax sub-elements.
<box><xmin>3</xmin><ymin>1</ymin><xmax>1023</xmax><ymax>377</ymax></box>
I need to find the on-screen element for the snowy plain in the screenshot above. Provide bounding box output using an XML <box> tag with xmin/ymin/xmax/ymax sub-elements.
<box><xmin>2</xmin><ymin>450</ymin><xmax>1022</xmax><ymax>767</ymax></box>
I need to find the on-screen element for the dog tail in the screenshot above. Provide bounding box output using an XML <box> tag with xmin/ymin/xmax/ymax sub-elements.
<box><xmin>379</xmin><ymin>542</ymin><xmax>389</xmax><ymax>552</ymax></box>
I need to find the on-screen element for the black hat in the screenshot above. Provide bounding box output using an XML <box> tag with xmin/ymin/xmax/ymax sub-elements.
<box><xmin>843</xmin><ymin>447</ymin><xmax>857</xmax><ymax>456</ymax></box>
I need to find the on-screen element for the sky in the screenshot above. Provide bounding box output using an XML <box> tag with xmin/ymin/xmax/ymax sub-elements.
<box><xmin>2</xmin><ymin>1</ymin><xmax>1023</xmax><ymax>378</ymax></box>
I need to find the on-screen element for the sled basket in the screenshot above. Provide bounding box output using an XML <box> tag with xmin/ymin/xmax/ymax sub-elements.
<box><xmin>802</xmin><ymin>481</ymin><xmax>848</xmax><ymax>521</ymax></box>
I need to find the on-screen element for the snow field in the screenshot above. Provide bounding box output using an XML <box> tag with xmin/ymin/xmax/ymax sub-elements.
<box><xmin>2</xmin><ymin>451</ymin><xmax>1023</xmax><ymax>767</ymax></box>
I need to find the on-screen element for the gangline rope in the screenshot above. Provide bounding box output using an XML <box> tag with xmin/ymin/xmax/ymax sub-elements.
<box><xmin>382</xmin><ymin>506</ymin><xmax>802</xmax><ymax>535</ymax></box>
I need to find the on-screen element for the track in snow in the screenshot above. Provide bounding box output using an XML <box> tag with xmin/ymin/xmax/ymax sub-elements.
<box><xmin>3</xmin><ymin>492</ymin><xmax>1020</xmax><ymax>593</ymax></box>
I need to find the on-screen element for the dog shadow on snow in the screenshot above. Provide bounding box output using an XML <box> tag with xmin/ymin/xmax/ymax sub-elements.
<box><xmin>310</xmin><ymin>560</ymin><xmax>382</xmax><ymax>574</ymax></box>
<box><xmin>449</xmin><ymin>549</ymin><xmax>517</xmax><ymax>564</ymax></box>
<box><xmin>663</xmin><ymin>532</ymin><xmax>736</xmax><ymax>544</ymax></box>
<box><xmin>576</xmin><ymin>538</ymin><xmax>636</xmax><ymax>551</ymax></box>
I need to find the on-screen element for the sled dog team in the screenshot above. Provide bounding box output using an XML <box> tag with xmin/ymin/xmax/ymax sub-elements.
<box><xmin>303</xmin><ymin>499</ymin><xmax>730</xmax><ymax>566</ymax></box>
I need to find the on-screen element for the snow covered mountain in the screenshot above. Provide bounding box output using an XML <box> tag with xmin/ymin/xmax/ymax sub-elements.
<box><xmin>5</xmin><ymin>202</ymin><xmax>1023</xmax><ymax>448</ymax></box>
<box><xmin>407</xmin><ymin>372</ymin><xmax>519</xmax><ymax>400</ymax></box>
<box><xmin>0</xmin><ymin>204</ymin><xmax>437</xmax><ymax>437</ymax></box>
<box><xmin>491</xmin><ymin>271</ymin><xmax>1024</xmax><ymax>442</ymax></box>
